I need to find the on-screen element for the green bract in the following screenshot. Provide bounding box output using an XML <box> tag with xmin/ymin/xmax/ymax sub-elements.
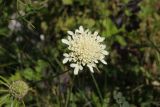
<box><xmin>9</xmin><ymin>80</ymin><xmax>29</xmax><ymax>99</ymax></box>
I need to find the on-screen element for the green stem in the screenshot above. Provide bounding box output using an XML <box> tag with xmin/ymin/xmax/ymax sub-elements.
<box><xmin>65</xmin><ymin>75</ymin><xmax>75</xmax><ymax>107</ymax></box>
<box><xmin>77</xmin><ymin>88</ymin><xmax>92</xmax><ymax>107</ymax></box>
<box><xmin>90</xmin><ymin>72</ymin><xmax>103</xmax><ymax>102</ymax></box>
<box><xmin>22</xmin><ymin>100</ymin><xmax>25</xmax><ymax>107</ymax></box>
<box><xmin>0</xmin><ymin>94</ymin><xmax>10</xmax><ymax>106</ymax></box>
<box><xmin>65</xmin><ymin>89</ymin><xmax>70</xmax><ymax>107</ymax></box>
<box><xmin>52</xmin><ymin>70</ymin><xmax>68</xmax><ymax>78</ymax></box>
<box><xmin>95</xmin><ymin>67</ymin><xmax>101</xmax><ymax>73</ymax></box>
<box><xmin>16</xmin><ymin>0</ymin><xmax>35</xmax><ymax>29</ymax></box>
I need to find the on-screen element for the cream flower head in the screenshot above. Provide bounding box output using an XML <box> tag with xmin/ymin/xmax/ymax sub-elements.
<box><xmin>62</xmin><ymin>26</ymin><xmax>109</xmax><ymax>75</ymax></box>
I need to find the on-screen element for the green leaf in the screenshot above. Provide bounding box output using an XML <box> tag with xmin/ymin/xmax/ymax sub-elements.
<box><xmin>62</xmin><ymin>0</ymin><xmax>73</xmax><ymax>5</ymax></box>
<box><xmin>0</xmin><ymin>94</ymin><xmax>10</xmax><ymax>106</ymax></box>
<box><xmin>115</xmin><ymin>36</ymin><xmax>127</xmax><ymax>46</ymax></box>
<box><xmin>102</xmin><ymin>19</ymin><xmax>119</xmax><ymax>37</ymax></box>
<box><xmin>17</xmin><ymin>0</ymin><xmax>27</xmax><ymax>11</ymax></box>
<box><xmin>21</xmin><ymin>60</ymin><xmax>48</xmax><ymax>81</ymax></box>
<box><xmin>9</xmin><ymin>72</ymin><xmax>22</xmax><ymax>82</ymax></box>
<box><xmin>122</xmin><ymin>101</ymin><xmax>130</xmax><ymax>107</ymax></box>
<box><xmin>83</xmin><ymin>18</ymin><xmax>95</xmax><ymax>27</ymax></box>
<box><xmin>0</xmin><ymin>28</ymin><xmax>8</xmax><ymax>36</ymax></box>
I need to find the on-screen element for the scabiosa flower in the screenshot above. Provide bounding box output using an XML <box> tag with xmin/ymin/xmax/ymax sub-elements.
<box><xmin>0</xmin><ymin>76</ymin><xmax>30</xmax><ymax>106</ymax></box>
<box><xmin>62</xmin><ymin>26</ymin><xmax>109</xmax><ymax>75</ymax></box>
<box><xmin>9</xmin><ymin>80</ymin><xmax>29</xmax><ymax>99</ymax></box>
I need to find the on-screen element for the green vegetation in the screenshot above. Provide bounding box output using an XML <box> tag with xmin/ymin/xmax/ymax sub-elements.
<box><xmin>0</xmin><ymin>0</ymin><xmax>160</xmax><ymax>106</ymax></box>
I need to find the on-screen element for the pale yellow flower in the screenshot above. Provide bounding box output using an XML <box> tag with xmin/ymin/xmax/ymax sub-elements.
<box><xmin>62</xmin><ymin>26</ymin><xmax>109</xmax><ymax>75</ymax></box>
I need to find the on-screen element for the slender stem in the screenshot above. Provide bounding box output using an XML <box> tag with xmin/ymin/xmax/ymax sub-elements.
<box><xmin>11</xmin><ymin>99</ymin><xmax>14</xmax><ymax>107</ymax></box>
<box><xmin>145</xmin><ymin>24</ymin><xmax>160</xmax><ymax>53</ymax></box>
<box><xmin>148</xmin><ymin>37</ymin><xmax>160</xmax><ymax>53</ymax></box>
<box><xmin>54</xmin><ymin>56</ymin><xmax>65</xmax><ymax>71</ymax></box>
<box><xmin>65</xmin><ymin>89</ymin><xmax>70</xmax><ymax>107</ymax></box>
<box><xmin>90</xmin><ymin>72</ymin><xmax>103</xmax><ymax>102</ymax></box>
<box><xmin>77</xmin><ymin>89</ymin><xmax>92</xmax><ymax>107</ymax></box>
<box><xmin>57</xmin><ymin>76</ymin><xmax>62</xmax><ymax>106</ymax></box>
<box><xmin>52</xmin><ymin>70</ymin><xmax>68</xmax><ymax>78</ymax></box>
<box><xmin>22</xmin><ymin>100</ymin><xmax>25</xmax><ymax>107</ymax></box>
<box><xmin>55</xmin><ymin>92</ymin><xmax>61</xmax><ymax>107</ymax></box>
<box><xmin>95</xmin><ymin>67</ymin><xmax>101</xmax><ymax>73</ymax></box>
<box><xmin>15</xmin><ymin>100</ymin><xmax>18</xmax><ymax>107</ymax></box>
<box><xmin>16</xmin><ymin>0</ymin><xmax>35</xmax><ymax>29</ymax></box>
<box><xmin>120</xmin><ymin>104</ymin><xmax>122</xmax><ymax>107</ymax></box>
<box><xmin>65</xmin><ymin>75</ymin><xmax>75</xmax><ymax>107</ymax></box>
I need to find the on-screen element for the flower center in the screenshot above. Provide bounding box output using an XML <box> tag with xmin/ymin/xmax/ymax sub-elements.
<box><xmin>71</xmin><ymin>34</ymin><xmax>101</xmax><ymax>64</ymax></box>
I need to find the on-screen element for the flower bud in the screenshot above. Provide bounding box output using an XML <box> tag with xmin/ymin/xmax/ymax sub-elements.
<box><xmin>9</xmin><ymin>80</ymin><xmax>29</xmax><ymax>99</ymax></box>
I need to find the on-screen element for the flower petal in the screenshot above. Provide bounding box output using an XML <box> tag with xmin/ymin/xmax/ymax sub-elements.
<box><xmin>62</xmin><ymin>39</ymin><xmax>70</xmax><ymax>45</ymax></box>
<box><xmin>79</xmin><ymin>26</ymin><xmax>84</xmax><ymax>32</ymax></box>
<box><xmin>79</xmin><ymin>65</ymin><xmax>83</xmax><ymax>70</ymax></box>
<box><xmin>75</xmin><ymin>29</ymin><xmax>81</xmax><ymax>33</ymax></box>
<box><xmin>63</xmin><ymin>58</ymin><xmax>69</xmax><ymax>64</ymax></box>
<box><xmin>70</xmin><ymin>63</ymin><xmax>77</xmax><ymax>68</ymax></box>
<box><xmin>94</xmin><ymin>31</ymin><xmax>99</xmax><ymax>36</ymax></box>
<box><xmin>100</xmin><ymin>59</ymin><xmax>107</xmax><ymax>64</ymax></box>
<box><xmin>68</xmin><ymin>58</ymin><xmax>72</xmax><ymax>61</ymax></box>
<box><xmin>67</xmin><ymin>36</ymin><xmax>72</xmax><ymax>41</ymax></box>
<box><xmin>100</xmin><ymin>45</ymin><xmax>106</xmax><ymax>49</ymax></box>
<box><xmin>63</xmin><ymin>53</ymin><xmax>69</xmax><ymax>57</ymax></box>
<box><xmin>94</xmin><ymin>60</ymin><xmax>98</xmax><ymax>63</ymax></box>
<box><xmin>102</xmin><ymin>50</ymin><xmax>109</xmax><ymax>55</ymax></box>
<box><xmin>87</xmin><ymin>64</ymin><xmax>94</xmax><ymax>73</ymax></box>
<box><xmin>74</xmin><ymin>65</ymin><xmax>79</xmax><ymax>75</ymax></box>
<box><xmin>67</xmin><ymin>31</ymin><xmax>74</xmax><ymax>36</ymax></box>
<box><xmin>97</xmin><ymin>36</ymin><xmax>105</xmax><ymax>42</ymax></box>
<box><xmin>85</xmin><ymin>29</ymin><xmax>89</xmax><ymax>33</ymax></box>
